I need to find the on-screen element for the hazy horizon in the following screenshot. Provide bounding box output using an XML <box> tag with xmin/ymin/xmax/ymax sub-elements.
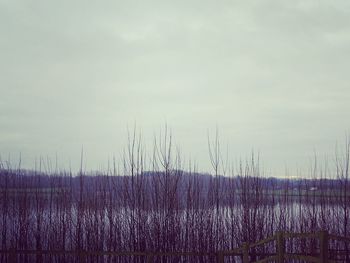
<box><xmin>1</xmin><ymin>0</ymin><xmax>350</xmax><ymax>176</ymax></box>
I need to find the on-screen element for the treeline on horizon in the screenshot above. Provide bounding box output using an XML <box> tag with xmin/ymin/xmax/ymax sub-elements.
<box><xmin>0</xmin><ymin>131</ymin><xmax>349</xmax><ymax>262</ymax></box>
<box><xmin>1</xmin><ymin>169</ymin><xmax>349</xmax><ymax>202</ymax></box>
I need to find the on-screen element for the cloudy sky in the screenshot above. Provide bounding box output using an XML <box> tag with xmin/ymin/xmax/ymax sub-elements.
<box><xmin>1</xmin><ymin>0</ymin><xmax>349</xmax><ymax>176</ymax></box>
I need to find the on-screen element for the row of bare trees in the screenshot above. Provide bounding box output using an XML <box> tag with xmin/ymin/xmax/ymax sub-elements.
<box><xmin>0</xmin><ymin>132</ymin><xmax>349</xmax><ymax>262</ymax></box>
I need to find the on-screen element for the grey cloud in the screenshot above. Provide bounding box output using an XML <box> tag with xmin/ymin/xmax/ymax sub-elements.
<box><xmin>1</xmin><ymin>0</ymin><xmax>350</xmax><ymax>175</ymax></box>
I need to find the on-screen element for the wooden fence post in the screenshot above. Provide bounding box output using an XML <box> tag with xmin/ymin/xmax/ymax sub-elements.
<box><xmin>276</xmin><ymin>231</ymin><xmax>285</xmax><ymax>263</ymax></box>
<box><xmin>10</xmin><ymin>249</ymin><xmax>16</xmax><ymax>263</ymax></box>
<box><xmin>217</xmin><ymin>251</ymin><xmax>225</xmax><ymax>263</ymax></box>
<box><xmin>79</xmin><ymin>250</ymin><xmax>84</xmax><ymax>263</ymax></box>
<box><xmin>37</xmin><ymin>249</ymin><xmax>43</xmax><ymax>263</ymax></box>
<box><xmin>319</xmin><ymin>230</ymin><xmax>329</xmax><ymax>263</ymax></box>
<box><xmin>242</xmin><ymin>243</ymin><xmax>249</xmax><ymax>263</ymax></box>
<box><xmin>147</xmin><ymin>253</ymin><xmax>154</xmax><ymax>263</ymax></box>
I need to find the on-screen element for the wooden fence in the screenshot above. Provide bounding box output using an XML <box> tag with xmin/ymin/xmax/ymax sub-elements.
<box><xmin>0</xmin><ymin>231</ymin><xmax>349</xmax><ymax>262</ymax></box>
<box><xmin>219</xmin><ymin>230</ymin><xmax>350</xmax><ymax>263</ymax></box>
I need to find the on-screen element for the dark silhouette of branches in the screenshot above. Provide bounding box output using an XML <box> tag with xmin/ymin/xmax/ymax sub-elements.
<box><xmin>0</xmin><ymin>132</ymin><xmax>349</xmax><ymax>262</ymax></box>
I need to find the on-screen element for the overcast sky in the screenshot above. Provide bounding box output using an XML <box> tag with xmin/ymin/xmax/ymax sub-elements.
<box><xmin>1</xmin><ymin>0</ymin><xmax>350</xmax><ymax>176</ymax></box>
